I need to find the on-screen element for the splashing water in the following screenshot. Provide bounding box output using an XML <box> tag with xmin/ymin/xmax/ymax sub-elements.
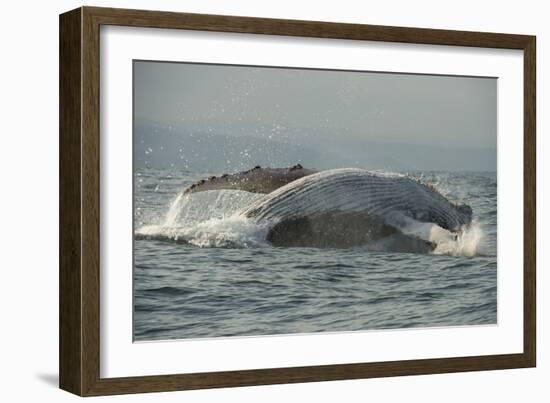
<box><xmin>433</xmin><ymin>220</ymin><xmax>486</xmax><ymax>256</ymax></box>
<box><xmin>136</xmin><ymin>189</ymin><xmax>268</xmax><ymax>248</ymax></box>
<box><xmin>385</xmin><ymin>213</ymin><xmax>486</xmax><ymax>256</ymax></box>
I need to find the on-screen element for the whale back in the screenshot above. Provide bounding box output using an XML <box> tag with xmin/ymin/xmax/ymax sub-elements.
<box><xmin>241</xmin><ymin>168</ymin><xmax>472</xmax><ymax>233</ymax></box>
<box><xmin>184</xmin><ymin>164</ymin><xmax>316</xmax><ymax>195</ymax></box>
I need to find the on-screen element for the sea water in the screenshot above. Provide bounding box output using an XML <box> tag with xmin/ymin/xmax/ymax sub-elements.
<box><xmin>133</xmin><ymin>169</ymin><xmax>497</xmax><ymax>341</ymax></box>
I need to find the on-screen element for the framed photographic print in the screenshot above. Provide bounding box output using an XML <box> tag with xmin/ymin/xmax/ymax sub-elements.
<box><xmin>59</xmin><ymin>6</ymin><xmax>536</xmax><ymax>396</ymax></box>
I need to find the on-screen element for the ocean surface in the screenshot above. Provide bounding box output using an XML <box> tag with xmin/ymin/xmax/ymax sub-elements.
<box><xmin>133</xmin><ymin>168</ymin><xmax>497</xmax><ymax>341</ymax></box>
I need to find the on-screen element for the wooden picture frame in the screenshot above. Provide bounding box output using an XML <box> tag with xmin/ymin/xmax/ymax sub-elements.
<box><xmin>59</xmin><ymin>6</ymin><xmax>536</xmax><ymax>396</ymax></box>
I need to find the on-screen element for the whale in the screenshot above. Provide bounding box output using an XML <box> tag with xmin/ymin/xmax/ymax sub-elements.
<box><xmin>183</xmin><ymin>166</ymin><xmax>473</xmax><ymax>250</ymax></box>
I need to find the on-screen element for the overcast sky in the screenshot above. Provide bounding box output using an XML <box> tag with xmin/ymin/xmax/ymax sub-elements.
<box><xmin>134</xmin><ymin>61</ymin><xmax>497</xmax><ymax>172</ymax></box>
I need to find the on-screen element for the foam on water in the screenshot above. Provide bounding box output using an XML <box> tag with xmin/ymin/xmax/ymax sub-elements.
<box><xmin>433</xmin><ymin>220</ymin><xmax>486</xmax><ymax>256</ymax></box>
<box><xmin>385</xmin><ymin>214</ymin><xmax>485</xmax><ymax>256</ymax></box>
<box><xmin>137</xmin><ymin>215</ymin><xmax>269</xmax><ymax>248</ymax></box>
<box><xmin>135</xmin><ymin>189</ymin><xmax>268</xmax><ymax>248</ymax></box>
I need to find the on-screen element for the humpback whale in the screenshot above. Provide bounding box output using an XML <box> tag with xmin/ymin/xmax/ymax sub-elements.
<box><xmin>183</xmin><ymin>166</ymin><xmax>473</xmax><ymax>250</ymax></box>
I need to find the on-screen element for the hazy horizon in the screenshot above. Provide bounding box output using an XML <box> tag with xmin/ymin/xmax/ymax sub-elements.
<box><xmin>134</xmin><ymin>60</ymin><xmax>497</xmax><ymax>172</ymax></box>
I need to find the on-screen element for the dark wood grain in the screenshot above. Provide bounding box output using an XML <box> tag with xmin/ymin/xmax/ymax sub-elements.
<box><xmin>86</xmin><ymin>6</ymin><xmax>532</xmax><ymax>49</ymax></box>
<box><xmin>523</xmin><ymin>37</ymin><xmax>536</xmax><ymax>367</ymax></box>
<box><xmin>81</xmin><ymin>6</ymin><xmax>102</xmax><ymax>396</ymax></box>
<box><xmin>59</xmin><ymin>6</ymin><xmax>537</xmax><ymax>396</ymax></box>
<box><xmin>59</xmin><ymin>8</ymin><xmax>82</xmax><ymax>395</ymax></box>
<box><xmin>86</xmin><ymin>354</ymin><xmax>532</xmax><ymax>396</ymax></box>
